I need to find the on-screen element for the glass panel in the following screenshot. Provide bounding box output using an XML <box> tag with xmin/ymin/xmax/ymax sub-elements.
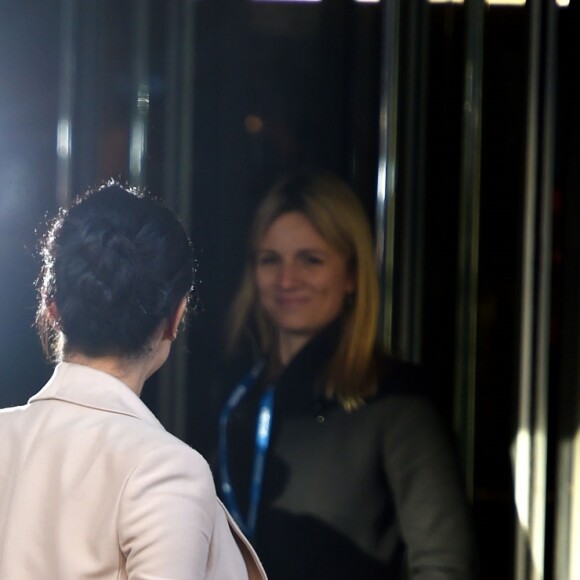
<box><xmin>3</xmin><ymin>0</ymin><xmax>580</xmax><ymax>577</ymax></box>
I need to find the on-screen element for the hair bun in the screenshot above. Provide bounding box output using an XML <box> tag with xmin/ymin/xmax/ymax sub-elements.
<box><xmin>74</xmin><ymin>219</ymin><xmax>141</xmax><ymax>314</ymax></box>
<box><xmin>38</xmin><ymin>182</ymin><xmax>195</xmax><ymax>359</ymax></box>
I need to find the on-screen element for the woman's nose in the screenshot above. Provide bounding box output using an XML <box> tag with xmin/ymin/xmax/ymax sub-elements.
<box><xmin>277</xmin><ymin>262</ymin><xmax>298</xmax><ymax>288</ymax></box>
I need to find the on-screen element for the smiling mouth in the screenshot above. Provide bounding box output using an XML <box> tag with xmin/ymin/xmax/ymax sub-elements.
<box><xmin>275</xmin><ymin>297</ymin><xmax>309</xmax><ymax>307</ymax></box>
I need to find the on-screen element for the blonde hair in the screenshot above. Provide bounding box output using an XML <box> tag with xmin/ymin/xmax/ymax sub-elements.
<box><xmin>228</xmin><ymin>171</ymin><xmax>380</xmax><ymax>405</ymax></box>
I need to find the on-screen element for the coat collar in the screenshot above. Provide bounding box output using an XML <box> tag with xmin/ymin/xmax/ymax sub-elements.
<box><xmin>268</xmin><ymin>321</ymin><xmax>341</xmax><ymax>413</ymax></box>
<box><xmin>29</xmin><ymin>362</ymin><xmax>164</xmax><ymax>429</ymax></box>
<box><xmin>268</xmin><ymin>319</ymin><xmax>426</xmax><ymax>410</ymax></box>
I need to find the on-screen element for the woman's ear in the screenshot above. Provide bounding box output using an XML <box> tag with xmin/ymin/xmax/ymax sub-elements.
<box><xmin>164</xmin><ymin>297</ymin><xmax>188</xmax><ymax>341</ymax></box>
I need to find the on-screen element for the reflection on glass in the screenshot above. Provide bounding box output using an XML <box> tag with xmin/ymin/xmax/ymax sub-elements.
<box><xmin>57</xmin><ymin>119</ymin><xmax>71</xmax><ymax>160</ymax></box>
<box><xmin>428</xmin><ymin>0</ymin><xmax>526</xmax><ymax>5</ymax></box>
<box><xmin>244</xmin><ymin>115</ymin><xmax>265</xmax><ymax>135</ymax></box>
<box><xmin>252</xmin><ymin>0</ymin><xmax>322</xmax><ymax>3</ymax></box>
<box><xmin>429</xmin><ymin>0</ymin><xmax>569</xmax><ymax>5</ymax></box>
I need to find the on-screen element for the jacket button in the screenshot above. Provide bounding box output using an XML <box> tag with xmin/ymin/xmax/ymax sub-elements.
<box><xmin>316</xmin><ymin>415</ymin><xmax>325</xmax><ymax>423</ymax></box>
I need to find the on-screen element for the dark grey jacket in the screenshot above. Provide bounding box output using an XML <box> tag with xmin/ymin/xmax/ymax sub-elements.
<box><xmin>221</xmin><ymin>325</ymin><xmax>477</xmax><ymax>579</ymax></box>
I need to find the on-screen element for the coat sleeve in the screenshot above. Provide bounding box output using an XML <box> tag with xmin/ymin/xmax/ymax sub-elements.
<box><xmin>380</xmin><ymin>396</ymin><xmax>478</xmax><ymax>580</ymax></box>
<box><xmin>117</xmin><ymin>442</ymin><xmax>220</xmax><ymax>579</ymax></box>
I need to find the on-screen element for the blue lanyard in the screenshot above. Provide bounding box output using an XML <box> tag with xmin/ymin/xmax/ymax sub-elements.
<box><xmin>219</xmin><ymin>359</ymin><xmax>274</xmax><ymax>539</ymax></box>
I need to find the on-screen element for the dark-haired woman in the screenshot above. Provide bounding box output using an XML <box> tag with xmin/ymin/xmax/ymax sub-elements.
<box><xmin>0</xmin><ymin>183</ymin><xmax>266</xmax><ymax>580</ymax></box>
<box><xmin>218</xmin><ymin>172</ymin><xmax>477</xmax><ymax>579</ymax></box>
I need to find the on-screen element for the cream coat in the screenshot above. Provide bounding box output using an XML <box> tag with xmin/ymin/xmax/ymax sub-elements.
<box><xmin>0</xmin><ymin>362</ymin><xmax>266</xmax><ymax>580</ymax></box>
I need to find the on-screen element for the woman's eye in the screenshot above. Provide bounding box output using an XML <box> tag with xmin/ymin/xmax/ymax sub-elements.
<box><xmin>257</xmin><ymin>254</ymin><xmax>279</xmax><ymax>266</ymax></box>
<box><xmin>304</xmin><ymin>254</ymin><xmax>324</xmax><ymax>265</ymax></box>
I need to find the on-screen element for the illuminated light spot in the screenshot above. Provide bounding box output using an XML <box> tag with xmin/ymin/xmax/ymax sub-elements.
<box><xmin>252</xmin><ymin>0</ymin><xmax>321</xmax><ymax>3</ymax></box>
<box><xmin>513</xmin><ymin>428</ymin><xmax>531</xmax><ymax>534</ymax></box>
<box><xmin>244</xmin><ymin>115</ymin><xmax>264</xmax><ymax>135</ymax></box>
<box><xmin>57</xmin><ymin>119</ymin><xmax>71</xmax><ymax>159</ymax></box>
<box><xmin>487</xmin><ymin>0</ymin><xmax>526</xmax><ymax>4</ymax></box>
<box><xmin>428</xmin><ymin>0</ymin><xmax>528</xmax><ymax>4</ymax></box>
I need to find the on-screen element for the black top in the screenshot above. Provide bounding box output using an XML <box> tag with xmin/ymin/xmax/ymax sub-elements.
<box><xmin>221</xmin><ymin>324</ymin><xmax>477</xmax><ymax>579</ymax></box>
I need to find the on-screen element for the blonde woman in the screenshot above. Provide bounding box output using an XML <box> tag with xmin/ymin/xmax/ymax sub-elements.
<box><xmin>218</xmin><ymin>171</ymin><xmax>477</xmax><ymax>579</ymax></box>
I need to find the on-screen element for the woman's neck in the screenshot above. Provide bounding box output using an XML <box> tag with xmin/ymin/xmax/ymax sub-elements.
<box><xmin>277</xmin><ymin>332</ymin><xmax>312</xmax><ymax>367</ymax></box>
<box><xmin>64</xmin><ymin>353</ymin><xmax>150</xmax><ymax>397</ymax></box>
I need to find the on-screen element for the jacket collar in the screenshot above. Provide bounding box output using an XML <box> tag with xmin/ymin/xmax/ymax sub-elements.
<box><xmin>278</xmin><ymin>321</ymin><xmax>339</xmax><ymax>387</ymax></box>
<box><xmin>270</xmin><ymin>320</ymin><xmax>341</xmax><ymax>412</ymax></box>
<box><xmin>29</xmin><ymin>362</ymin><xmax>164</xmax><ymax>429</ymax></box>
